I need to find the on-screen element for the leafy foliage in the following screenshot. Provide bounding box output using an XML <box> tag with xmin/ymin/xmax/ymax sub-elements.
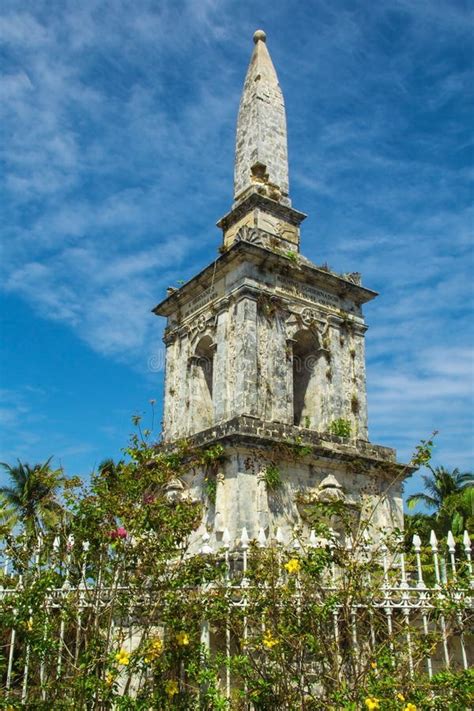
<box><xmin>0</xmin><ymin>430</ymin><xmax>472</xmax><ymax>708</ymax></box>
<box><xmin>406</xmin><ymin>465</ymin><xmax>473</xmax><ymax>539</ymax></box>
<box><xmin>263</xmin><ymin>464</ymin><xmax>282</xmax><ymax>491</ymax></box>
<box><xmin>0</xmin><ymin>458</ymin><xmax>78</xmax><ymax>535</ymax></box>
<box><xmin>407</xmin><ymin>466</ymin><xmax>473</xmax><ymax>511</ymax></box>
<box><xmin>329</xmin><ymin>418</ymin><xmax>352</xmax><ymax>438</ymax></box>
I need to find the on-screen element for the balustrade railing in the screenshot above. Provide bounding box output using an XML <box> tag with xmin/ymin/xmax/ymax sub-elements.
<box><xmin>0</xmin><ymin>528</ymin><xmax>472</xmax><ymax>706</ymax></box>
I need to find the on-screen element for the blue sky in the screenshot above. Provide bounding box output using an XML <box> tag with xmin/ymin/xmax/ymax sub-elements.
<box><xmin>1</xmin><ymin>0</ymin><xmax>473</xmax><ymax>502</ymax></box>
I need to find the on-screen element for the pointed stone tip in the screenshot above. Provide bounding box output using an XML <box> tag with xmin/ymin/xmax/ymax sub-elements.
<box><xmin>253</xmin><ymin>29</ymin><xmax>266</xmax><ymax>43</ymax></box>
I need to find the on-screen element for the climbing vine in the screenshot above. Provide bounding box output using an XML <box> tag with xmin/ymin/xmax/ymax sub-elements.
<box><xmin>0</xmin><ymin>428</ymin><xmax>471</xmax><ymax>709</ymax></box>
<box><xmin>262</xmin><ymin>463</ymin><xmax>282</xmax><ymax>491</ymax></box>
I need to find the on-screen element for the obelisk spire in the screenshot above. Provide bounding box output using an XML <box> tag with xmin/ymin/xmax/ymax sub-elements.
<box><xmin>234</xmin><ymin>30</ymin><xmax>290</xmax><ymax>206</ymax></box>
<box><xmin>218</xmin><ymin>30</ymin><xmax>305</xmax><ymax>251</ymax></box>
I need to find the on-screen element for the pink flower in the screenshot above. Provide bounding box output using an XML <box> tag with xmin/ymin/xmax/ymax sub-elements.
<box><xmin>109</xmin><ymin>526</ymin><xmax>127</xmax><ymax>540</ymax></box>
<box><xmin>143</xmin><ymin>493</ymin><xmax>156</xmax><ymax>505</ymax></box>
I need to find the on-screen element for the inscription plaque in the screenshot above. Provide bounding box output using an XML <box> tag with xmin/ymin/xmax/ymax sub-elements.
<box><xmin>182</xmin><ymin>285</ymin><xmax>219</xmax><ymax>319</ymax></box>
<box><xmin>276</xmin><ymin>276</ymin><xmax>342</xmax><ymax>310</ymax></box>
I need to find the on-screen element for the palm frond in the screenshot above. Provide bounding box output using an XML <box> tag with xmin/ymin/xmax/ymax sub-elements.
<box><xmin>406</xmin><ymin>493</ymin><xmax>438</xmax><ymax>510</ymax></box>
<box><xmin>0</xmin><ymin>487</ymin><xmax>22</xmax><ymax>506</ymax></box>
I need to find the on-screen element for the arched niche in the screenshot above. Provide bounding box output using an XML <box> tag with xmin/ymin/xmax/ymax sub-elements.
<box><xmin>192</xmin><ymin>335</ymin><xmax>215</xmax><ymax>431</ymax></box>
<box><xmin>292</xmin><ymin>328</ymin><xmax>320</xmax><ymax>427</ymax></box>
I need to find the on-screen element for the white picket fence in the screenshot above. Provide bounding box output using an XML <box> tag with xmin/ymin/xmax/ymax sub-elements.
<box><xmin>0</xmin><ymin>527</ymin><xmax>472</xmax><ymax>704</ymax></box>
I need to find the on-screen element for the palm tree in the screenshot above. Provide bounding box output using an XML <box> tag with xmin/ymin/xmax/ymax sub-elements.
<box><xmin>96</xmin><ymin>458</ymin><xmax>124</xmax><ymax>490</ymax></box>
<box><xmin>403</xmin><ymin>510</ymin><xmax>434</xmax><ymax>547</ymax></box>
<box><xmin>407</xmin><ymin>466</ymin><xmax>473</xmax><ymax>536</ymax></box>
<box><xmin>441</xmin><ymin>486</ymin><xmax>474</xmax><ymax>536</ymax></box>
<box><xmin>0</xmin><ymin>458</ymin><xmax>66</xmax><ymax>535</ymax></box>
<box><xmin>0</xmin><ymin>494</ymin><xmax>17</xmax><ymax>534</ymax></box>
<box><xmin>407</xmin><ymin>466</ymin><xmax>473</xmax><ymax>510</ymax></box>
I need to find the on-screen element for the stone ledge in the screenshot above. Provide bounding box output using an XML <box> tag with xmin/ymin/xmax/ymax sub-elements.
<box><xmin>153</xmin><ymin>240</ymin><xmax>377</xmax><ymax>319</ymax></box>
<box><xmin>162</xmin><ymin>416</ymin><xmax>412</xmax><ymax>475</ymax></box>
<box><xmin>217</xmin><ymin>191</ymin><xmax>307</xmax><ymax>231</ymax></box>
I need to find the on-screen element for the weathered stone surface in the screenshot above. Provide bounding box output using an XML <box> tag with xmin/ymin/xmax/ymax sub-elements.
<box><xmin>154</xmin><ymin>240</ymin><xmax>373</xmax><ymax>443</ymax></box>
<box><xmin>234</xmin><ymin>31</ymin><xmax>289</xmax><ymax>207</ymax></box>
<box><xmin>174</xmin><ymin>425</ymin><xmax>406</xmax><ymax>550</ymax></box>
<box><xmin>182</xmin><ymin>415</ymin><xmax>399</xmax><ymax>464</ymax></box>
<box><xmin>152</xmin><ymin>30</ymin><xmax>407</xmax><ymax>543</ymax></box>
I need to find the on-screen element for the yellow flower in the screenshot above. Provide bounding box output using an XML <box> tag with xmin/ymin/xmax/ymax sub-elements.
<box><xmin>284</xmin><ymin>558</ymin><xmax>301</xmax><ymax>574</ymax></box>
<box><xmin>262</xmin><ymin>630</ymin><xmax>279</xmax><ymax>649</ymax></box>
<box><xmin>403</xmin><ymin>705</ymin><xmax>417</xmax><ymax>711</ymax></box>
<box><xmin>397</xmin><ymin>693</ymin><xmax>405</xmax><ymax>701</ymax></box>
<box><xmin>370</xmin><ymin>661</ymin><xmax>377</xmax><ymax>669</ymax></box>
<box><xmin>364</xmin><ymin>698</ymin><xmax>380</xmax><ymax>711</ymax></box>
<box><xmin>165</xmin><ymin>679</ymin><xmax>179</xmax><ymax>697</ymax></box>
<box><xmin>105</xmin><ymin>671</ymin><xmax>114</xmax><ymax>686</ymax></box>
<box><xmin>144</xmin><ymin>637</ymin><xmax>163</xmax><ymax>663</ymax></box>
<box><xmin>115</xmin><ymin>648</ymin><xmax>130</xmax><ymax>665</ymax></box>
<box><xmin>176</xmin><ymin>631</ymin><xmax>190</xmax><ymax>646</ymax></box>
<box><xmin>26</xmin><ymin>619</ymin><xmax>33</xmax><ymax>632</ymax></box>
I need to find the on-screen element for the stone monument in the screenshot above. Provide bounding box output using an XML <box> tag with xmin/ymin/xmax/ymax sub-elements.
<box><xmin>153</xmin><ymin>31</ymin><xmax>407</xmax><ymax>548</ymax></box>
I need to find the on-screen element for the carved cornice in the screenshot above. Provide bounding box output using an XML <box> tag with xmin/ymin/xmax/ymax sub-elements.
<box><xmin>160</xmin><ymin>415</ymin><xmax>411</xmax><ymax>477</ymax></box>
<box><xmin>233</xmin><ymin>285</ymin><xmax>261</xmax><ymax>303</ymax></box>
<box><xmin>217</xmin><ymin>192</ymin><xmax>307</xmax><ymax>232</ymax></box>
<box><xmin>163</xmin><ymin>329</ymin><xmax>177</xmax><ymax>345</ymax></box>
<box><xmin>153</xmin><ymin>240</ymin><xmax>378</xmax><ymax>319</ymax></box>
<box><xmin>163</xmin><ymin>325</ymin><xmax>188</xmax><ymax>344</ymax></box>
<box><xmin>215</xmin><ymin>296</ymin><xmax>232</xmax><ymax>313</ymax></box>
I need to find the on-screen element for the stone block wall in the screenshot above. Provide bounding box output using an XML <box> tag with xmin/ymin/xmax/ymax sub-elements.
<box><xmin>161</xmin><ymin>246</ymin><xmax>371</xmax><ymax>443</ymax></box>
<box><xmin>178</xmin><ymin>433</ymin><xmax>404</xmax><ymax>552</ymax></box>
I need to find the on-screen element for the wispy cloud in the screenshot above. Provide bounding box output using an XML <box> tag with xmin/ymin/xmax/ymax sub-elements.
<box><xmin>1</xmin><ymin>0</ymin><xmax>472</xmax><ymax>479</ymax></box>
<box><xmin>0</xmin><ymin>1</ymin><xmax>238</xmax><ymax>365</ymax></box>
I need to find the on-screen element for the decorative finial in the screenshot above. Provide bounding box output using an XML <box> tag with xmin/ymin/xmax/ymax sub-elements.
<box><xmin>253</xmin><ymin>29</ymin><xmax>266</xmax><ymax>43</ymax></box>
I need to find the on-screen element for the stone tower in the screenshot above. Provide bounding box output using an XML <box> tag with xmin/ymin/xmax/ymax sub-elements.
<box><xmin>153</xmin><ymin>31</ymin><xmax>407</xmax><ymax>547</ymax></box>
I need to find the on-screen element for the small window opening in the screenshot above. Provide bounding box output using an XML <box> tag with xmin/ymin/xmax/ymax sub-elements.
<box><xmin>194</xmin><ymin>335</ymin><xmax>215</xmax><ymax>430</ymax></box>
<box><xmin>292</xmin><ymin>329</ymin><xmax>318</xmax><ymax>426</ymax></box>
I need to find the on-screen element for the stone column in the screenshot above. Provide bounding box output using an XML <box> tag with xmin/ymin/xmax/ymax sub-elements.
<box><xmin>353</xmin><ymin>329</ymin><xmax>368</xmax><ymax>439</ymax></box>
<box><xmin>271</xmin><ymin>315</ymin><xmax>291</xmax><ymax>423</ymax></box>
<box><xmin>213</xmin><ymin>470</ymin><xmax>226</xmax><ymax>535</ymax></box>
<box><xmin>234</xmin><ymin>295</ymin><xmax>258</xmax><ymax>416</ymax></box>
<box><xmin>177</xmin><ymin>335</ymin><xmax>192</xmax><ymax>438</ymax></box>
<box><xmin>166</xmin><ymin>335</ymin><xmax>188</xmax><ymax>440</ymax></box>
<box><xmin>161</xmin><ymin>339</ymin><xmax>174</xmax><ymax>440</ymax></box>
<box><xmin>315</xmin><ymin>324</ymin><xmax>335</xmax><ymax>431</ymax></box>
<box><xmin>213</xmin><ymin>305</ymin><xmax>229</xmax><ymax>423</ymax></box>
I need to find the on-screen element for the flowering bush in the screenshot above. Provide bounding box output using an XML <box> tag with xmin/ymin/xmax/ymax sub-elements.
<box><xmin>109</xmin><ymin>526</ymin><xmax>128</xmax><ymax>540</ymax></box>
<box><xmin>0</xmin><ymin>428</ymin><xmax>472</xmax><ymax>709</ymax></box>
